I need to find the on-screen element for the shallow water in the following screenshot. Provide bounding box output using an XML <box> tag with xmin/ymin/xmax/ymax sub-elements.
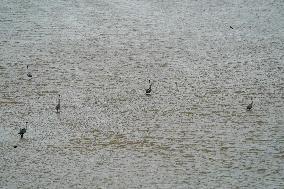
<box><xmin>0</xmin><ymin>0</ymin><xmax>283</xmax><ymax>188</ymax></box>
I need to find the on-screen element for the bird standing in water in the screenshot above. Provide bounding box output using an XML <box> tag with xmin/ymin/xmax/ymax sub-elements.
<box><xmin>247</xmin><ymin>97</ymin><xmax>253</xmax><ymax>110</ymax></box>
<box><xmin>56</xmin><ymin>94</ymin><xmax>61</xmax><ymax>113</ymax></box>
<box><xmin>146</xmin><ymin>80</ymin><xmax>152</xmax><ymax>95</ymax></box>
<box><xmin>27</xmin><ymin>65</ymin><xmax>32</xmax><ymax>78</ymax></box>
<box><xmin>18</xmin><ymin>122</ymin><xmax>28</xmax><ymax>139</ymax></box>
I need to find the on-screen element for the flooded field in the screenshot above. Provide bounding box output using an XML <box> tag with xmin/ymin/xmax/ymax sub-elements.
<box><xmin>0</xmin><ymin>0</ymin><xmax>283</xmax><ymax>188</ymax></box>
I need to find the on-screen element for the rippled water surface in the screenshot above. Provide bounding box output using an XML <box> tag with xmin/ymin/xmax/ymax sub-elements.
<box><xmin>0</xmin><ymin>0</ymin><xmax>283</xmax><ymax>188</ymax></box>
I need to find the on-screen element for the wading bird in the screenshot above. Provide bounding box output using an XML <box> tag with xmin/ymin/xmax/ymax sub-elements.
<box><xmin>146</xmin><ymin>80</ymin><xmax>152</xmax><ymax>95</ymax></box>
<box><xmin>18</xmin><ymin>122</ymin><xmax>28</xmax><ymax>139</ymax></box>
<box><xmin>56</xmin><ymin>94</ymin><xmax>60</xmax><ymax>113</ymax></box>
<box><xmin>27</xmin><ymin>65</ymin><xmax>32</xmax><ymax>78</ymax></box>
<box><xmin>247</xmin><ymin>97</ymin><xmax>253</xmax><ymax>110</ymax></box>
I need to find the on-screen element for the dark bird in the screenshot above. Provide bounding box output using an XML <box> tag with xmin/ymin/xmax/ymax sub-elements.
<box><xmin>13</xmin><ymin>145</ymin><xmax>17</xmax><ymax>148</ymax></box>
<box><xmin>18</xmin><ymin>122</ymin><xmax>28</xmax><ymax>139</ymax></box>
<box><xmin>230</xmin><ymin>26</ymin><xmax>233</xmax><ymax>29</ymax></box>
<box><xmin>27</xmin><ymin>65</ymin><xmax>32</xmax><ymax>78</ymax></box>
<box><xmin>146</xmin><ymin>80</ymin><xmax>152</xmax><ymax>95</ymax></box>
<box><xmin>56</xmin><ymin>94</ymin><xmax>61</xmax><ymax>113</ymax></box>
<box><xmin>247</xmin><ymin>97</ymin><xmax>253</xmax><ymax>110</ymax></box>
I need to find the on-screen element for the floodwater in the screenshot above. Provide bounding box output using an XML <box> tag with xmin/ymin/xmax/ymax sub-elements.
<box><xmin>0</xmin><ymin>0</ymin><xmax>283</xmax><ymax>188</ymax></box>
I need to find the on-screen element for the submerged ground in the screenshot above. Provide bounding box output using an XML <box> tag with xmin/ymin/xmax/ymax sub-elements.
<box><xmin>0</xmin><ymin>0</ymin><xmax>283</xmax><ymax>188</ymax></box>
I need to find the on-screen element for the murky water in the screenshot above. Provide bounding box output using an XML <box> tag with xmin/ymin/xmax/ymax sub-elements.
<box><xmin>0</xmin><ymin>0</ymin><xmax>283</xmax><ymax>188</ymax></box>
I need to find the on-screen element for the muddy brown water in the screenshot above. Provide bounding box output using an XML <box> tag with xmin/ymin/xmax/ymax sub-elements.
<box><xmin>0</xmin><ymin>0</ymin><xmax>283</xmax><ymax>188</ymax></box>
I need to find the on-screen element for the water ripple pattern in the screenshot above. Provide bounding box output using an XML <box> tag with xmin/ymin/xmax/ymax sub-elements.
<box><xmin>0</xmin><ymin>0</ymin><xmax>283</xmax><ymax>188</ymax></box>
